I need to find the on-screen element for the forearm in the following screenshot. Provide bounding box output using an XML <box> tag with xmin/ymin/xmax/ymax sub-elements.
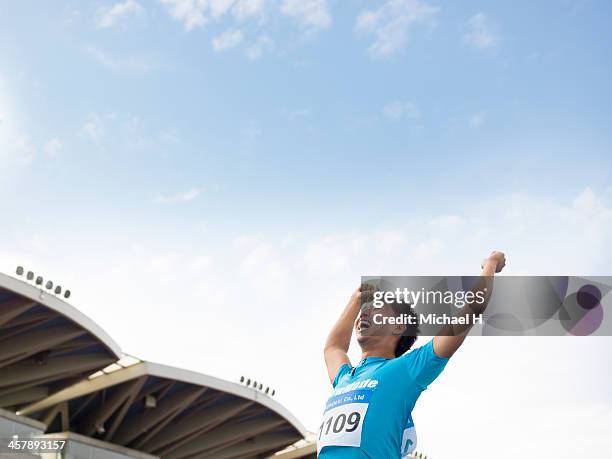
<box><xmin>325</xmin><ymin>291</ymin><xmax>361</xmax><ymax>352</ymax></box>
<box><xmin>434</xmin><ymin>251</ymin><xmax>505</xmax><ymax>358</ymax></box>
<box><xmin>324</xmin><ymin>289</ymin><xmax>362</xmax><ymax>384</ymax></box>
<box><xmin>467</xmin><ymin>259</ymin><xmax>496</xmax><ymax>314</ymax></box>
<box><xmin>443</xmin><ymin>260</ymin><xmax>496</xmax><ymax>336</ymax></box>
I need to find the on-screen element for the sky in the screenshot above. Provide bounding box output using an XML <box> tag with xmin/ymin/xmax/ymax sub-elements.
<box><xmin>1</xmin><ymin>1</ymin><xmax>612</xmax><ymax>458</ymax></box>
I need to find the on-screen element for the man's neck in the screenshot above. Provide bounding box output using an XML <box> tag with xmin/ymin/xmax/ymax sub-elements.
<box><xmin>361</xmin><ymin>349</ymin><xmax>395</xmax><ymax>360</ymax></box>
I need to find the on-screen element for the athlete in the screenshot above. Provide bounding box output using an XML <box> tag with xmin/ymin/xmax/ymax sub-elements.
<box><xmin>318</xmin><ymin>251</ymin><xmax>506</xmax><ymax>458</ymax></box>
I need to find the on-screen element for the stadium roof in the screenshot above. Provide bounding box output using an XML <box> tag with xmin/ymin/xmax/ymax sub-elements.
<box><xmin>19</xmin><ymin>360</ymin><xmax>307</xmax><ymax>459</ymax></box>
<box><xmin>0</xmin><ymin>272</ymin><xmax>121</xmax><ymax>410</ymax></box>
<box><xmin>268</xmin><ymin>436</ymin><xmax>316</xmax><ymax>458</ymax></box>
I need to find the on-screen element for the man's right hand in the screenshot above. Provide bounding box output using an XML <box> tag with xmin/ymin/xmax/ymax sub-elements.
<box><xmin>357</xmin><ymin>282</ymin><xmax>377</xmax><ymax>304</ymax></box>
<box><xmin>481</xmin><ymin>250</ymin><xmax>506</xmax><ymax>273</ymax></box>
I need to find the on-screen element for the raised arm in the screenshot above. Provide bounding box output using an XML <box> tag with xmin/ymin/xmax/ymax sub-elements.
<box><xmin>323</xmin><ymin>287</ymin><xmax>364</xmax><ymax>385</ymax></box>
<box><xmin>433</xmin><ymin>251</ymin><xmax>506</xmax><ymax>358</ymax></box>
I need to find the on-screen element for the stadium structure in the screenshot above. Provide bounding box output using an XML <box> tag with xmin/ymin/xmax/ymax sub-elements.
<box><xmin>0</xmin><ymin>271</ymin><xmax>307</xmax><ymax>458</ymax></box>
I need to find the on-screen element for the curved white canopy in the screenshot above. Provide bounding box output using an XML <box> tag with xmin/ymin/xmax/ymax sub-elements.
<box><xmin>20</xmin><ymin>361</ymin><xmax>307</xmax><ymax>459</ymax></box>
<box><xmin>0</xmin><ymin>272</ymin><xmax>121</xmax><ymax>410</ymax></box>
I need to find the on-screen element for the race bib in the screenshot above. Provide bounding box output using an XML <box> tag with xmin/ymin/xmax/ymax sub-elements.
<box><xmin>317</xmin><ymin>389</ymin><xmax>372</xmax><ymax>454</ymax></box>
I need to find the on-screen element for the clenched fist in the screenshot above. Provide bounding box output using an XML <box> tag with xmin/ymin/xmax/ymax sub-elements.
<box><xmin>481</xmin><ymin>251</ymin><xmax>506</xmax><ymax>273</ymax></box>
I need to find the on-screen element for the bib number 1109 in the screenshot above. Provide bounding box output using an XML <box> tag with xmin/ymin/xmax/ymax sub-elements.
<box><xmin>319</xmin><ymin>411</ymin><xmax>361</xmax><ymax>439</ymax></box>
<box><xmin>317</xmin><ymin>389</ymin><xmax>371</xmax><ymax>454</ymax></box>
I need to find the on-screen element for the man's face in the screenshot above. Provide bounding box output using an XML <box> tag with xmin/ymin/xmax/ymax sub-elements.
<box><xmin>355</xmin><ymin>301</ymin><xmax>404</xmax><ymax>344</ymax></box>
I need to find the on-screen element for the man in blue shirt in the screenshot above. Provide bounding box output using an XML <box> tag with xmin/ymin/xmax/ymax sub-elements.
<box><xmin>319</xmin><ymin>251</ymin><xmax>506</xmax><ymax>458</ymax></box>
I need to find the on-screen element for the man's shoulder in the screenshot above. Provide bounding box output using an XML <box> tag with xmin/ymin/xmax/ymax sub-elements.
<box><xmin>399</xmin><ymin>340</ymin><xmax>437</xmax><ymax>362</ymax></box>
<box><xmin>371</xmin><ymin>355</ymin><xmax>406</xmax><ymax>377</ymax></box>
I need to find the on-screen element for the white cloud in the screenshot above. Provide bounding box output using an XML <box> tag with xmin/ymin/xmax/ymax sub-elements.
<box><xmin>43</xmin><ymin>138</ymin><xmax>62</xmax><ymax>157</ymax></box>
<box><xmin>469</xmin><ymin>110</ymin><xmax>487</xmax><ymax>127</ymax></box>
<box><xmin>238</xmin><ymin>238</ymin><xmax>290</xmax><ymax>299</ymax></box>
<box><xmin>212</xmin><ymin>28</ymin><xmax>244</xmax><ymax>51</ymax></box>
<box><xmin>232</xmin><ymin>0</ymin><xmax>266</xmax><ymax>21</ymax></box>
<box><xmin>154</xmin><ymin>188</ymin><xmax>203</xmax><ymax>204</ymax></box>
<box><xmin>160</xmin><ymin>128</ymin><xmax>180</xmax><ymax>143</ymax></box>
<box><xmin>79</xmin><ymin>112</ymin><xmax>155</xmax><ymax>152</ymax></box>
<box><xmin>160</xmin><ymin>0</ymin><xmax>209</xmax><ymax>30</ymax></box>
<box><xmin>383</xmin><ymin>100</ymin><xmax>421</xmax><ymax>120</ymax></box>
<box><xmin>148</xmin><ymin>252</ymin><xmax>213</xmax><ymax>274</ymax></box>
<box><xmin>283</xmin><ymin>107</ymin><xmax>312</xmax><ymax>120</ymax></box>
<box><xmin>2</xmin><ymin>188</ymin><xmax>611</xmax><ymax>459</ymax></box>
<box><xmin>81</xmin><ymin>113</ymin><xmax>105</xmax><ymax>142</ymax></box>
<box><xmin>160</xmin><ymin>0</ymin><xmax>266</xmax><ymax>30</ymax></box>
<box><xmin>241</xmin><ymin>121</ymin><xmax>261</xmax><ymax>149</ymax></box>
<box><xmin>159</xmin><ymin>0</ymin><xmax>324</xmax><ymax>56</ymax></box>
<box><xmin>97</xmin><ymin>0</ymin><xmax>144</xmax><ymax>28</ymax></box>
<box><xmin>0</xmin><ymin>131</ymin><xmax>32</xmax><ymax>170</ymax></box>
<box><xmin>280</xmin><ymin>0</ymin><xmax>331</xmax><ymax>34</ymax></box>
<box><xmin>84</xmin><ymin>45</ymin><xmax>161</xmax><ymax>72</ymax></box>
<box><xmin>0</xmin><ymin>79</ymin><xmax>34</xmax><ymax>171</ymax></box>
<box><xmin>245</xmin><ymin>35</ymin><xmax>274</xmax><ymax>60</ymax></box>
<box><xmin>61</xmin><ymin>7</ymin><xmax>81</xmax><ymax>27</ymax></box>
<box><xmin>464</xmin><ymin>12</ymin><xmax>499</xmax><ymax>50</ymax></box>
<box><xmin>303</xmin><ymin>236</ymin><xmax>359</xmax><ymax>275</ymax></box>
<box><xmin>355</xmin><ymin>0</ymin><xmax>439</xmax><ymax>58</ymax></box>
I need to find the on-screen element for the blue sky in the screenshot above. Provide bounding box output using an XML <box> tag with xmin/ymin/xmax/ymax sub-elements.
<box><xmin>2</xmin><ymin>0</ymin><xmax>611</xmax><ymax>232</ymax></box>
<box><xmin>1</xmin><ymin>2</ymin><xmax>612</xmax><ymax>458</ymax></box>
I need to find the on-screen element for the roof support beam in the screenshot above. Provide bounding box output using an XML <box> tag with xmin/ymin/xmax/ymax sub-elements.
<box><xmin>0</xmin><ymin>310</ymin><xmax>55</xmax><ymax>330</ymax></box>
<box><xmin>191</xmin><ymin>391</ymin><xmax>224</xmax><ymax>410</ymax></box>
<box><xmin>0</xmin><ymin>353</ymin><xmax>114</xmax><ymax>390</ymax></box>
<box><xmin>52</xmin><ymin>339</ymin><xmax>101</xmax><ymax>355</ymax></box>
<box><xmin>19</xmin><ymin>363</ymin><xmax>148</xmax><ymax>416</ymax></box>
<box><xmin>104</xmin><ymin>376</ymin><xmax>147</xmax><ymax>442</ymax></box>
<box><xmin>0</xmin><ymin>298</ymin><xmax>37</xmax><ymax>327</ymax></box>
<box><xmin>114</xmin><ymin>386</ymin><xmax>207</xmax><ymax>445</ymax></box>
<box><xmin>0</xmin><ymin>315</ymin><xmax>58</xmax><ymax>344</ymax></box>
<box><xmin>132</xmin><ymin>388</ymin><xmax>207</xmax><ymax>450</ymax></box>
<box><xmin>164</xmin><ymin>416</ymin><xmax>286</xmax><ymax>459</ymax></box>
<box><xmin>71</xmin><ymin>391</ymin><xmax>98</xmax><ymax>419</ymax></box>
<box><xmin>136</xmin><ymin>379</ymin><xmax>172</xmax><ymax>401</ymax></box>
<box><xmin>156</xmin><ymin>381</ymin><xmax>175</xmax><ymax>403</ymax></box>
<box><xmin>0</xmin><ymin>325</ymin><xmax>86</xmax><ymax>368</ymax></box>
<box><xmin>0</xmin><ymin>386</ymin><xmax>49</xmax><ymax>408</ymax></box>
<box><xmin>42</xmin><ymin>401</ymin><xmax>69</xmax><ymax>431</ymax></box>
<box><xmin>143</xmin><ymin>399</ymin><xmax>253</xmax><ymax>453</ymax></box>
<box><xmin>198</xmin><ymin>432</ymin><xmax>300</xmax><ymax>459</ymax></box>
<box><xmin>80</xmin><ymin>377</ymin><xmax>148</xmax><ymax>437</ymax></box>
<box><xmin>232</xmin><ymin>405</ymin><xmax>266</xmax><ymax>423</ymax></box>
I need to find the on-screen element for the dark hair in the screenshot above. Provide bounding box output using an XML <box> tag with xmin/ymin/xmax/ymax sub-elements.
<box><xmin>395</xmin><ymin>335</ymin><xmax>417</xmax><ymax>357</ymax></box>
<box><xmin>390</xmin><ymin>301</ymin><xmax>419</xmax><ymax>357</ymax></box>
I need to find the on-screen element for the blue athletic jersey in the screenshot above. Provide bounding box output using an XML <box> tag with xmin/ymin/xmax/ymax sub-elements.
<box><xmin>318</xmin><ymin>340</ymin><xmax>448</xmax><ymax>458</ymax></box>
